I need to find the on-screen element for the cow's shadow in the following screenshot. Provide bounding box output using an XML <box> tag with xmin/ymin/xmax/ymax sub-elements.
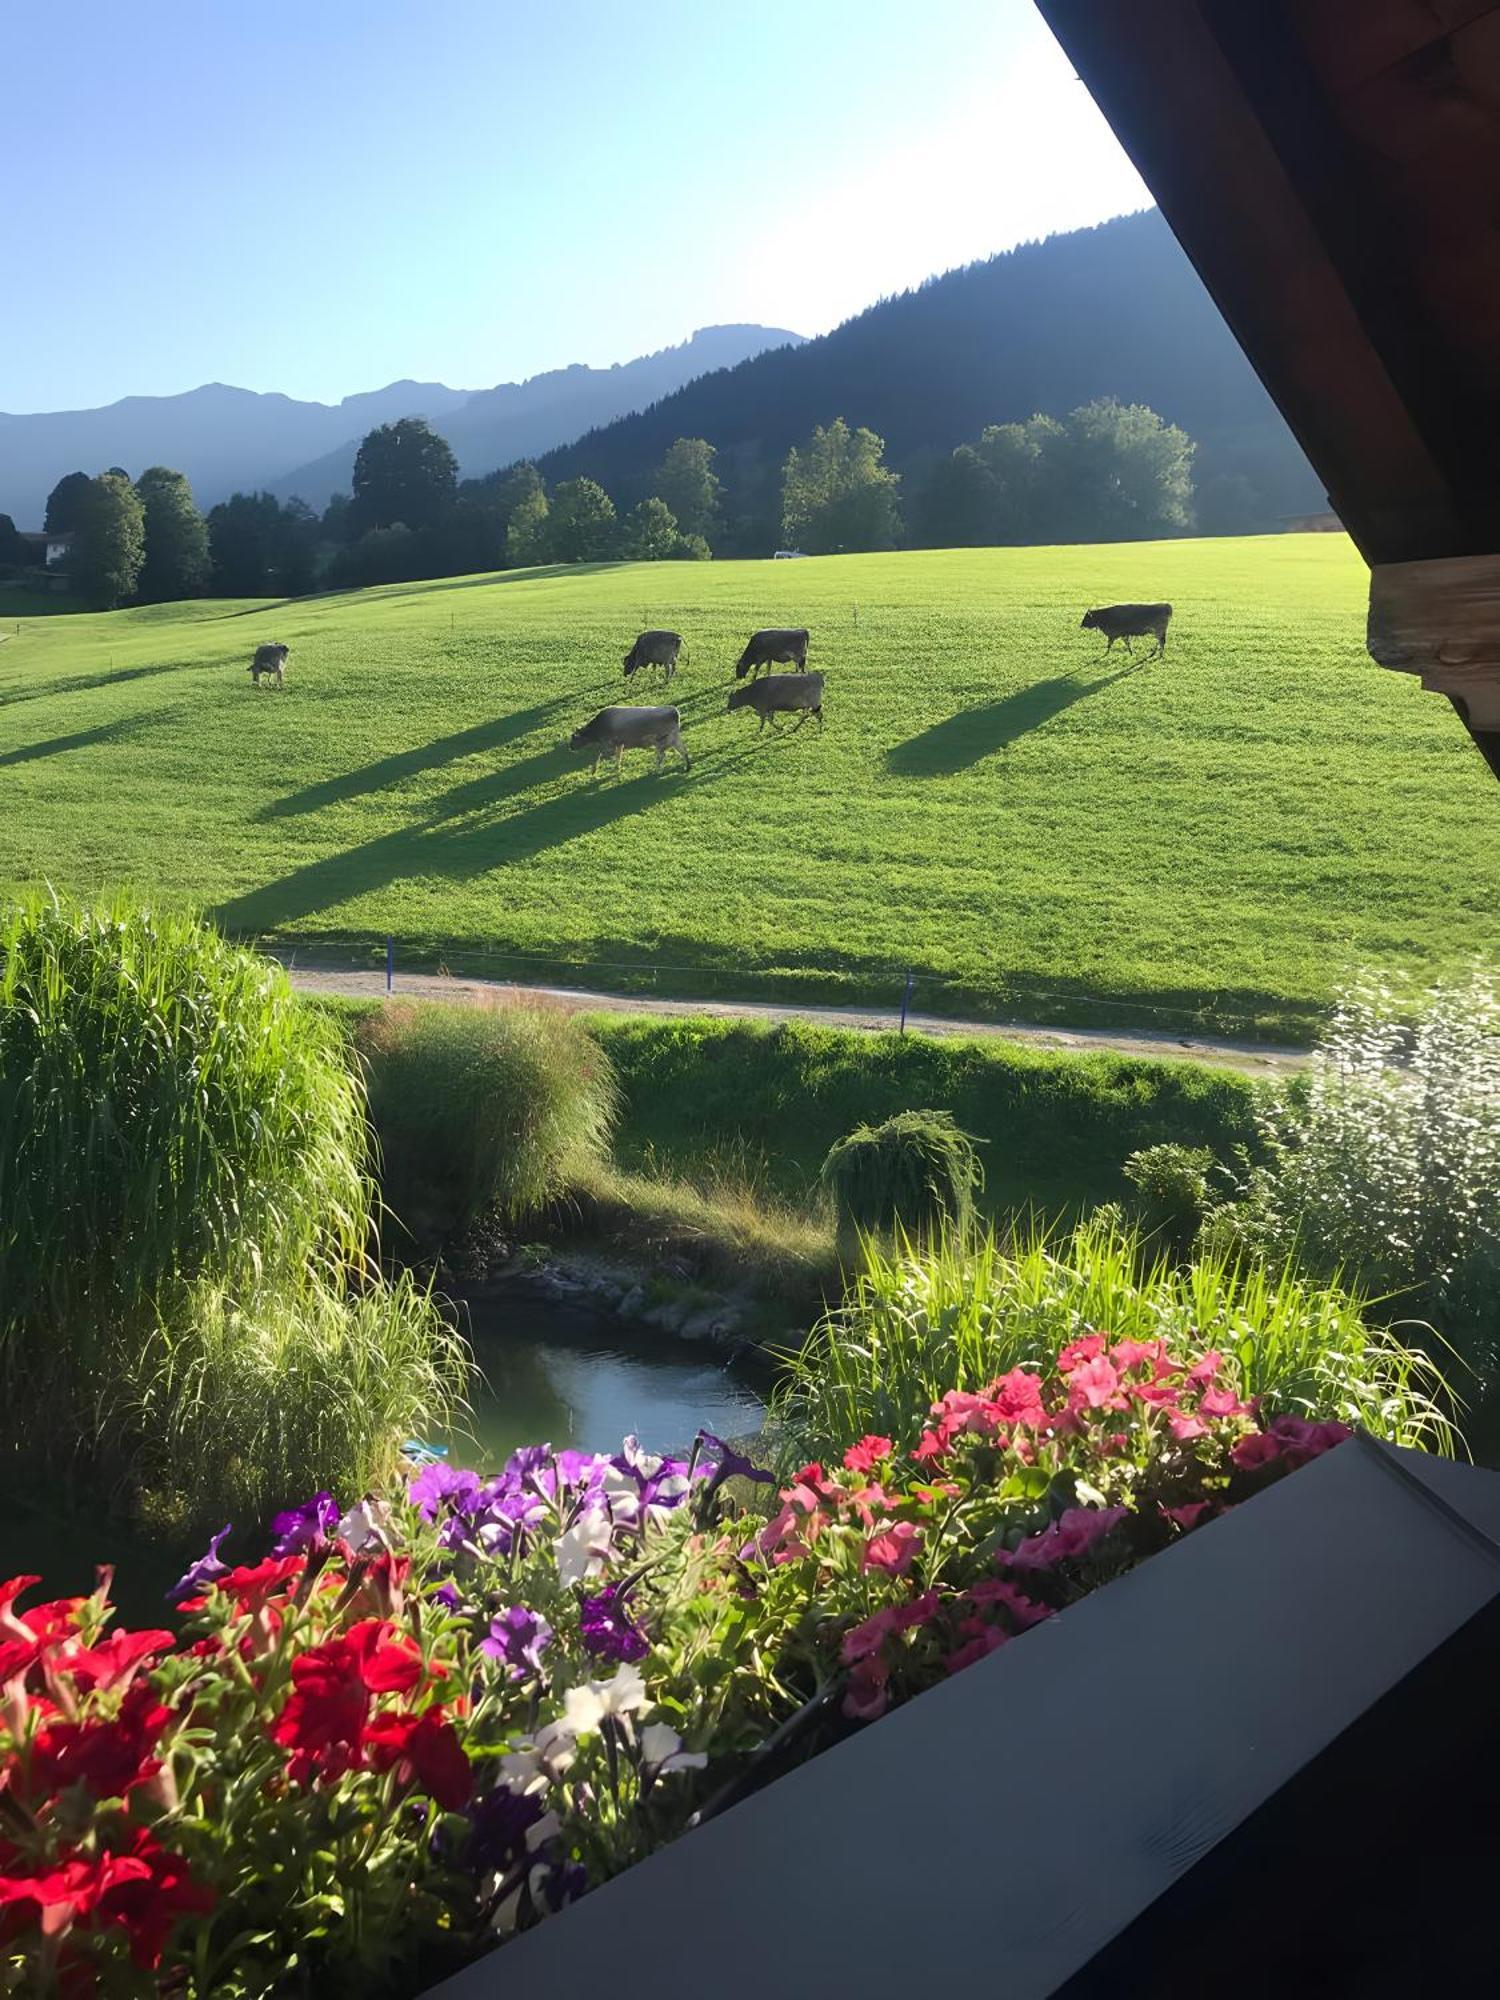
<box><xmin>885</xmin><ymin>663</ymin><xmax>1142</xmax><ymax>778</ymax></box>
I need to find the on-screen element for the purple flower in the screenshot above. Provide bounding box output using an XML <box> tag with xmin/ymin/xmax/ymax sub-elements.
<box><xmin>539</xmin><ymin>1858</ymin><xmax>587</xmax><ymax>1912</ymax></box>
<box><xmin>167</xmin><ymin>1522</ymin><xmax>233</xmax><ymax>1605</ymax></box>
<box><xmin>699</xmin><ymin>1433</ymin><xmax>776</xmax><ymax>1490</ymax></box>
<box><xmin>504</xmin><ymin>1444</ymin><xmax>555</xmax><ymax>1485</ymax></box>
<box><xmin>430</xmin><ymin>1579</ymin><xmax>463</xmax><ymax>1613</ymax></box>
<box><xmin>409</xmin><ymin>1461</ymin><xmax>483</xmax><ymax>1521</ymax></box>
<box><xmin>579</xmin><ymin>1583</ymin><xmax>649</xmax><ymax>1663</ymax></box>
<box><xmin>465</xmin><ymin>1784</ymin><xmax>547</xmax><ymax>1873</ymax></box>
<box><xmin>269</xmin><ymin>1491</ymin><xmax>339</xmax><ymax>1556</ymax></box>
<box><xmin>482</xmin><ymin>1603</ymin><xmax>555</xmax><ymax>1681</ymax></box>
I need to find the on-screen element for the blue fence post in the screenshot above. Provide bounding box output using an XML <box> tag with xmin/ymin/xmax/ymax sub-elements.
<box><xmin>385</xmin><ymin>936</ymin><xmax>394</xmax><ymax>996</ymax></box>
<box><xmin>900</xmin><ymin>970</ymin><xmax>914</xmax><ymax>1034</ymax></box>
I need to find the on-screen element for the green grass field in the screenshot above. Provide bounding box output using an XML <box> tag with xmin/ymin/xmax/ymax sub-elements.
<box><xmin>3</xmin><ymin>537</ymin><xmax>1496</xmax><ymax>1038</ymax></box>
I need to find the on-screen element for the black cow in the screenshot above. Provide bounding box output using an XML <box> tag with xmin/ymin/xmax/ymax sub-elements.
<box><xmin>1080</xmin><ymin>603</ymin><xmax>1173</xmax><ymax>658</ymax></box>
<box><xmin>735</xmin><ymin>627</ymin><xmax>810</xmax><ymax>679</ymax></box>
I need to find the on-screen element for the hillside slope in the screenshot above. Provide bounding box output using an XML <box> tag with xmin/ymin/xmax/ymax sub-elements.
<box><xmin>1</xmin><ymin>538</ymin><xmax>1494</xmax><ymax>1040</ymax></box>
<box><xmin>534</xmin><ymin>211</ymin><xmax>1322</xmax><ymax>527</ymax></box>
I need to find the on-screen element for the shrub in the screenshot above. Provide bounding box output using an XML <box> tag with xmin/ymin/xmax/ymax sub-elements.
<box><xmin>2</xmin><ymin>1350</ymin><xmax>1354</xmax><ymax>1990</ymax></box>
<box><xmin>1122</xmin><ymin>1141</ymin><xmax>1220</xmax><ymax>1260</ymax></box>
<box><xmin>820</xmin><ymin>1108</ymin><xmax>983</xmax><ymax>1254</ymax></box>
<box><xmin>357</xmin><ymin>998</ymin><xmax>617</xmax><ymax>1241</ymax></box>
<box><xmin>1217</xmin><ymin>969</ymin><xmax>1500</xmax><ymax>1382</ymax></box>
<box><xmin>0</xmin><ymin>896</ymin><xmax>462</xmax><ymax>1519</ymax></box>
<box><xmin>771</xmin><ymin>1220</ymin><xmax>1455</xmax><ymax>1469</ymax></box>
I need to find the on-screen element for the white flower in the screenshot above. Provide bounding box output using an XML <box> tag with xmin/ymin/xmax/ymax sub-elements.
<box><xmin>554</xmin><ymin>1507</ymin><xmax>613</xmax><ymax>1587</ymax></box>
<box><xmin>561</xmin><ymin>1662</ymin><xmax>649</xmax><ymax>1740</ymax></box>
<box><xmin>336</xmin><ymin>1497</ymin><xmax>391</xmax><ymax>1554</ymax></box>
<box><xmin>525</xmin><ymin>1809</ymin><xmax>561</xmax><ymax>1851</ymax></box>
<box><xmin>640</xmin><ymin>1721</ymin><xmax>708</xmax><ymax>1775</ymax></box>
<box><xmin>499</xmin><ymin>1720</ymin><xmax>576</xmax><ymax>1793</ymax></box>
<box><xmin>619</xmin><ymin>1434</ymin><xmax>663</xmax><ymax>1479</ymax></box>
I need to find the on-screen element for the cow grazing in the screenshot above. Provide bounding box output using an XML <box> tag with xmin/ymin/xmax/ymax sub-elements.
<box><xmin>249</xmin><ymin>642</ymin><xmax>290</xmax><ymax>688</ymax></box>
<box><xmin>1080</xmin><ymin>603</ymin><xmax>1173</xmax><ymax>658</ymax></box>
<box><xmin>735</xmin><ymin>627</ymin><xmax>809</xmax><ymax>679</ymax></box>
<box><xmin>623</xmin><ymin>630</ymin><xmax>683</xmax><ymax>682</ymax></box>
<box><xmin>727</xmin><ymin>671</ymin><xmax>824</xmax><ymax>732</ymax></box>
<box><xmin>569</xmin><ymin>705</ymin><xmax>691</xmax><ymax>775</ymax></box>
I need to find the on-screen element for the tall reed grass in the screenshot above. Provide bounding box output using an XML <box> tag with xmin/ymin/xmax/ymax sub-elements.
<box><xmin>0</xmin><ymin>895</ymin><xmax>463</xmax><ymax>1523</ymax></box>
<box><xmin>771</xmin><ymin>1219</ymin><xmax>1457</xmax><ymax>1468</ymax></box>
<box><xmin>357</xmin><ymin>997</ymin><xmax>617</xmax><ymax>1241</ymax></box>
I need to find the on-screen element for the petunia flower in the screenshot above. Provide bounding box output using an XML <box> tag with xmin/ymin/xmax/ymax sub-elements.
<box><xmin>482</xmin><ymin>1604</ymin><xmax>555</xmax><ymax>1682</ymax></box>
<box><xmin>842</xmin><ymin>1654</ymin><xmax>891</xmax><ymax>1721</ymax></box>
<box><xmin>698</xmin><ymin>1432</ymin><xmax>776</xmax><ymax>1490</ymax></box>
<box><xmin>1056</xmin><ymin>1332</ymin><xmax>1107</xmax><ymax>1372</ymax></box>
<box><xmin>1066</xmin><ymin>1354</ymin><xmax>1124</xmax><ymax>1410</ymax></box>
<box><xmin>842</xmin><ymin>1434</ymin><xmax>894</xmax><ymax>1476</ymax></box>
<box><xmin>166</xmin><ymin>1524</ymin><xmax>232</xmax><ymax>1606</ymax></box>
<box><xmin>861</xmin><ymin>1521</ymin><xmax>923</xmax><ymax>1578</ymax></box>
<box><xmin>337</xmin><ymin>1496</ymin><xmax>393</xmax><ymax>1555</ymax></box>
<box><xmin>269</xmin><ymin>1492</ymin><xmax>340</xmax><ymax>1556</ymax></box>
<box><xmin>560</xmin><ymin>1661</ymin><xmax>648</xmax><ymax>1738</ymax></box>
<box><xmin>639</xmin><ymin>1721</ymin><xmax>707</xmax><ymax>1775</ymax></box>
<box><xmin>408</xmin><ymin>1462</ymin><xmax>483</xmax><ymax>1522</ymax></box>
<box><xmin>554</xmin><ymin>1508</ymin><xmax>615</xmax><ymax>1588</ymax></box>
<box><xmin>364</xmin><ymin>1707</ymin><xmax>472</xmax><ymax>1810</ymax></box>
<box><xmin>579</xmin><ymin>1584</ymin><xmax>649</xmax><ymax>1664</ymax></box>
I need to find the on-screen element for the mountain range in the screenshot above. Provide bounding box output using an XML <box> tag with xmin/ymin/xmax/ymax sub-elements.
<box><xmin>0</xmin><ymin>326</ymin><xmax>803</xmax><ymax>526</ymax></box>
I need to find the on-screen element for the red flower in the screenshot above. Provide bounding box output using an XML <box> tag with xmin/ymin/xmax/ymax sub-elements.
<box><xmin>58</xmin><ymin>1628</ymin><xmax>174</xmax><ymax>1696</ymax></box>
<box><xmin>842</xmin><ymin>1435</ymin><xmax>893</xmax><ymax>1476</ymax></box>
<box><xmin>270</xmin><ymin>1620</ymin><xmax>423</xmax><ymax>1784</ymax></box>
<box><xmin>1267</xmin><ymin>1415</ymin><xmax>1352</xmax><ymax>1467</ymax></box>
<box><xmin>94</xmin><ymin>1828</ymin><xmax>215</xmax><ymax>1969</ymax></box>
<box><xmin>1185</xmin><ymin>1351</ymin><xmax>1224</xmax><ymax>1387</ymax></box>
<box><xmin>1162</xmin><ymin>1500</ymin><xmax>1215</xmax><ymax>1531</ymax></box>
<box><xmin>364</xmin><ymin>1707</ymin><xmax>471</xmax><ymax>1809</ymax></box>
<box><xmin>27</xmin><ymin>1682</ymin><xmax>173</xmax><ymax>1802</ymax></box>
<box><xmin>221</xmin><ymin>1556</ymin><xmax>305</xmax><ymax>1615</ymax></box>
<box><xmin>911</xmin><ymin>1427</ymin><xmax>950</xmax><ymax>1465</ymax></box>
<box><xmin>1168</xmin><ymin>1411</ymin><xmax>1210</xmax><ymax>1442</ymax></box>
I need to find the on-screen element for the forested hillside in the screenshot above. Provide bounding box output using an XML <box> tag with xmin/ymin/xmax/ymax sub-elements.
<box><xmin>533</xmin><ymin>211</ymin><xmax>1322</xmax><ymax>547</ymax></box>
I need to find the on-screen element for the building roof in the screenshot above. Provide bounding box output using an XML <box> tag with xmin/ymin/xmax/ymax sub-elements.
<box><xmin>1035</xmin><ymin>1</ymin><xmax>1500</xmax><ymax>776</ymax></box>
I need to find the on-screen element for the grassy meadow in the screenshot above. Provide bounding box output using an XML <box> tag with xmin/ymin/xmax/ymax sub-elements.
<box><xmin>3</xmin><ymin>536</ymin><xmax>1496</xmax><ymax>1038</ymax></box>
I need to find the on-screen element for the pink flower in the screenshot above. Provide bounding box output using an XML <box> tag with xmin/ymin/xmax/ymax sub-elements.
<box><xmin>1199</xmin><ymin>1386</ymin><xmax>1247</xmax><ymax>1419</ymax></box>
<box><xmin>1268</xmin><ymin>1416</ymin><xmax>1352</xmax><ymax>1467</ymax></box>
<box><xmin>840</xmin><ymin>1606</ymin><xmax>903</xmax><ymax>1664</ymax></box>
<box><xmin>1111</xmin><ymin>1338</ymin><xmax>1170</xmax><ymax>1374</ymax></box>
<box><xmin>1004</xmin><ymin>1506</ymin><xmax>1128</xmax><ymax>1572</ymax></box>
<box><xmin>944</xmin><ymin>1620</ymin><xmax>1008</xmax><ymax>1675</ymax></box>
<box><xmin>1185</xmin><ymin>1351</ymin><xmax>1224</xmax><ymax>1387</ymax></box>
<box><xmin>1230</xmin><ymin>1431</ymin><xmax>1282</xmax><ymax>1471</ymax></box>
<box><xmin>1162</xmin><ymin>1500</ymin><xmax>1215</xmax><ymax>1531</ymax></box>
<box><xmin>843</xmin><ymin>1435</ymin><xmax>893</xmax><ymax>1476</ymax></box>
<box><xmin>911</xmin><ymin>1428</ymin><xmax>950</xmax><ymax>1465</ymax></box>
<box><xmin>1067</xmin><ymin>1354</ymin><xmax>1123</xmax><ymax>1410</ymax></box>
<box><xmin>842</xmin><ymin>1654</ymin><xmax>891</xmax><ymax>1721</ymax></box>
<box><xmin>1168</xmin><ymin>1411</ymin><xmax>1210</xmax><ymax>1442</ymax></box>
<box><xmin>862</xmin><ymin>1522</ymin><xmax>922</xmax><ymax>1578</ymax></box>
<box><xmin>987</xmin><ymin>1367</ymin><xmax>1047</xmax><ymax>1427</ymax></box>
<box><xmin>1056</xmin><ymin>1333</ymin><xmax>1106</xmax><ymax>1372</ymax></box>
<box><xmin>967</xmin><ymin>1575</ymin><xmax>1054</xmax><ymax>1629</ymax></box>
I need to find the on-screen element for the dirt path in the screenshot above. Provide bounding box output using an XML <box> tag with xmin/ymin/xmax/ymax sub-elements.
<box><xmin>283</xmin><ymin>961</ymin><xmax>1308</xmax><ymax>1077</ymax></box>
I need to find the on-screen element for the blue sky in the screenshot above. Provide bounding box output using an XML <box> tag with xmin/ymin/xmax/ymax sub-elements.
<box><xmin>0</xmin><ymin>0</ymin><xmax>1148</xmax><ymax>413</ymax></box>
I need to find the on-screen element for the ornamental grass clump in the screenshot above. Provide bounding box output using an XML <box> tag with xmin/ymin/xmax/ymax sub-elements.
<box><xmin>772</xmin><ymin>1218</ymin><xmax>1456</xmax><ymax>1469</ymax></box>
<box><xmin>0</xmin><ymin>895</ymin><xmax>462</xmax><ymax>1520</ymax></box>
<box><xmin>820</xmin><ymin>1107</ymin><xmax>983</xmax><ymax>1257</ymax></box>
<box><xmin>1</xmin><ymin>1342</ymin><xmax>1356</xmax><ymax>1993</ymax></box>
<box><xmin>356</xmin><ymin>998</ymin><xmax>617</xmax><ymax>1242</ymax></box>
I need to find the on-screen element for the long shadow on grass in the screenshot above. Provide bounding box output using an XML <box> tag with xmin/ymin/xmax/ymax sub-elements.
<box><xmin>0</xmin><ymin>716</ymin><xmax>154</xmax><ymax>767</ymax></box>
<box><xmin>886</xmin><ymin>664</ymin><xmax>1142</xmax><ymax>778</ymax></box>
<box><xmin>0</xmin><ymin>661</ymin><xmax>187</xmax><ymax>709</ymax></box>
<box><xmin>217</xmin><ymin>738</ymin><xmax>758</xmax><ymax>935</ymax></box>
<box><xmin>261</xmin><ymin>695</ymin><xmax>590</xmax><ymax>821</ymax></box>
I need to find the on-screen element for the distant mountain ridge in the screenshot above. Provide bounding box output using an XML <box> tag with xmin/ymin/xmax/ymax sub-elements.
<box><xmin>0</xmin><ymin>326</ymin><xmax>804</xmax><ymax>525</ymax></box>
<box><xmin>531</xmin><ymin>211</ymin><xmax>1324</xmax><ymax>529</ymax></box>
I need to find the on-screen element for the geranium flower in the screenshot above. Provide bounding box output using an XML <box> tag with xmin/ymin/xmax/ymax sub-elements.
<box><xmin>365</xmin><ymin>1708</ymin><xmax>472</xmax><ymax>1810</ymax></box>
<box><xmin>987</xmin><ymin>1367</ymin><xmax>1047</xmax><ymax>1427</ymax></box>
<box><xmin>269</xmin><ymin>1492</ymin><xmax>340</xmax><ymax>1555</ymax></box>
<box><xmin>166</xmin><ymin>1524</ymin><xmax>232</xmax><ymax>1606</ymax></box>
<box><xmin>482</xmin><ymin>1605</ymin><xmax>555</xmax><ymax>1682</ymax></box>
<box><xmin>579</xmin><ymin>1585</ymin><xmax>649</xmax><ymax>1664</ymax></box>
<box><xmin>843</xmin><ymin>1435</ymin><xmax>893</xmax><ymax>1476</ymax></box>
<box><xmin>861</xmin><ymin>1521</ymin><xmax>923</xmax><ymax>1578</ymax></box>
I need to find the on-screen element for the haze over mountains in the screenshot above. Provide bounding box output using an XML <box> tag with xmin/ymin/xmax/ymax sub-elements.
<box><xmin>0</xmin><ymin>326</ymin><xmax>803</xmax><ymax>526</ymax></box>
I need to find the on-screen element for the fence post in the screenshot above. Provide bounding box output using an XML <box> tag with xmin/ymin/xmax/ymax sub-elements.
<box><xmin>899</xmin><ymin>969</ymin><xmax>914</xmax><ymax>1034</ymax></box>
<box><xmin>385</xmin><ymin>936</ymin><xmax>394</xmax><ymax>996</ymax></box>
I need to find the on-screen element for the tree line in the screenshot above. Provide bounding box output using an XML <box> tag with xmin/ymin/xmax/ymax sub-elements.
<box><xmin>4</xmin><ymin>394</ymin><xmax>1196</xmax><ymax>607</ymax></box>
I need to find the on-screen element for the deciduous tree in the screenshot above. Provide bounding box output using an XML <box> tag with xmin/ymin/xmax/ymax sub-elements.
<box><xmin>548</xmin><ymin>478</ymin><xmax>617</xmax><ymax>563</ymax></box>
<box><xmin>781</xmin><ymin>418</ymin><xmax>902</xmax><ymax>553</ymax></box>
<box><xmin>350</xmin><ymin>417</ymin><xmax>459</xmax><ymax>533</ymax></box>
<box><xmin>206</xmin><ymin>492</ymin><xmax>317</xmax><ymax>597</ymax></box>
<box><xmin>505</xmin><ymin>485</ymin><xmax>551</xmax><ymax>568</ymax></box>
<box><xmin>43</xmin><ymin>471</ymin><xmax>92</xmax><ymax>535</ymax></box>
<box><xmin>70</xmin><ymin>472</ymin><xmax>145</xmax><ymax>607</ymax></box>
<box><xmin>135</xmin><ymin>466</ymin><xmax>211</xmax><ymax>602</ymax></box>
<box><xmin>654</xmin><ymin>438</ymin><xmax>721</xmax><ymax>544</ymax></box>
<box><xmin>620</xmin><ymin>496</ymin><xmax>679</xmax><ymax>561</ymax></box>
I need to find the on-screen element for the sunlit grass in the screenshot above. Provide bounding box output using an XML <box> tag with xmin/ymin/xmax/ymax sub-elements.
<box><xmin>2</xmin><ymin>538</ymin><xmax>1496</xmax><ymax>1038</ymax></box>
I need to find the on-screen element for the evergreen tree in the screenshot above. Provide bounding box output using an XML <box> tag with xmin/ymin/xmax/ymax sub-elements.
<box><xmin>350</xmin><ymin>417</ymin><xmax>458</xmax><ymax>533</ymax></box>
<box><xmin>781</xmin><ymin>418</ymin><xmax>902</xmax><ymax>553</ymax></box>
<box><xmin>134</xmin><ymin>466</ymin><xmax>211</xmax><ymax>602</ymax></box>
<box><xmin>70</xmin><ymin>472</ymin><xmax>145</xmax><ymax>608</ymax></box>
<box><xmin>44</xmin><ymin>472</ymin><xmax>92</xmax><ymax>536</ymax></box>
<box><xmin>654</xmin><ymin>438</ymin><xmax>721</xmax><ymax>543</ymax></box>
<box><xmin>505</xmin><ymin>485</ymin><xmax>551</xmax><ymax>568</ymax></box>
<box><xmin>620</xmin><ymin>496</ymin><xmax>679</xmax><ymax>561</ymax></box>
<box><xmin>548</xmin><ymin>478</ymin><xmax>617</xmax><ymax>563</ymax></box>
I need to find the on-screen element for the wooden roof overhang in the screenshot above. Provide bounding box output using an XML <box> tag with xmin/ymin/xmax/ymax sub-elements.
<box><xmin>1035</xmin><ymin>0</ymin><xmax>1500</xmax><ymax>780</ymax></box>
